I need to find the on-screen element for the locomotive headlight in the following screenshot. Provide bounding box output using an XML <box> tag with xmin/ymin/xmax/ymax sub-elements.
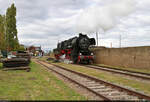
<box><xmin>91</xmin><ymin>53</ymin><xmax>93</xmax><ymax>55</ymax></box>
<box><xmin>79</xmin><ymin>53</ymin><xmax>82</xmax><ymax>55</ymax></box>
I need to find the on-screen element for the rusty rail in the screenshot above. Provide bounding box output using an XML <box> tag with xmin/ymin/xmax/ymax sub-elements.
<box><xmin>37</xmin><ymin>60</ymin><xmax>150</xmax><ymax>100</ymax></box>
<box><xmin>93</xmin><ymin>64</ymin><xmax>150</xmax><ymax>76</ymax></box>
<box><xmin>81</xmin><ymin>65</ymin><xmax>150</xmax><ymax>81</ymax></box>
<box><xmin>37</xmin><ymin>60</ymin><xmax>110</xmax><ymax>100</ymax></box>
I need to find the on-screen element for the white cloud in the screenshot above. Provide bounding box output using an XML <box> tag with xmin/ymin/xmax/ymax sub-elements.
<box><xmin>0</xmin><ymin>0</ymin><xmax>150</xmax><ymax>51</ymax></box>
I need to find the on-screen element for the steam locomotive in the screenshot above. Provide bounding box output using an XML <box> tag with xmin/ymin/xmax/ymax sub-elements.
<box><xmin>53</xmin><ymin>33</ymin><xmax>96</xmax><ymax>64</ymax></box>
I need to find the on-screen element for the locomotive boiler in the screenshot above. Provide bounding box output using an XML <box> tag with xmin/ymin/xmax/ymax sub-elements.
<box><xmin>53</xmin><ymin>33</ymin><xmax>96</xmax><ymax>64</ymax></box>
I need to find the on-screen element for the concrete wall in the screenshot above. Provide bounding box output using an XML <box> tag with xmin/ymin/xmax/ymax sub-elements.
<box><xmin>94</xmin><ymin>46</ymin><xmax>150</xmax><ymax>69</ymax></box>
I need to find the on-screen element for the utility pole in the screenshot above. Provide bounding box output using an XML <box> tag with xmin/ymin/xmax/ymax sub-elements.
<box><xmin>119</xmin><ymin>34</ymin><xmax>121</xmax><ymax>48</ymax></box>
<box><xmin>96</xmin><ymin>32</ymin><xmax>98</xmax><ymax>46</ymax></box>
<box><xmin>110</xmin><ymin>42</ymin><xmax>112</xmax><ymax>48</ymax></box>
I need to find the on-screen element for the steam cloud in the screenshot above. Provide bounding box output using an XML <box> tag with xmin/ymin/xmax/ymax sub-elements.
<box><xmin>76</xmin><ymin>0</ymin><xmax>135</xmax><ymax>33</ymax></box>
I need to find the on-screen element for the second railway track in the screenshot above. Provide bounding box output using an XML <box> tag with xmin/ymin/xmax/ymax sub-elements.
<box><xmin>35</xmin><ymin>59</ymin><xmax>150</xmax><ymax>101</ymax></box>
<box><xmin>46</xmin><ymin>57</ymin><xmax>150</xmax><ymax>81</ymax></box>
<box><xmin>80</xmin><ymin>65</ymin><xmax>150</xmax><ymax>81</ymax></box>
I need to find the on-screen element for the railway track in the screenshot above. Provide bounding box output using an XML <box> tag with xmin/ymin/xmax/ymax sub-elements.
<box><xmin>80</xmin><ymin>65</ymin><xmax>150</xmax><ymax>81</ymax></box>
<box><xmin>46</xmin><ymin>57</ymin><xmax>150</xmax><ymax>81</ymax></box>
<box><xmin>36</xmin><ymin>59</ymin><xmax>150</xmax><ymax>101</ymax></box>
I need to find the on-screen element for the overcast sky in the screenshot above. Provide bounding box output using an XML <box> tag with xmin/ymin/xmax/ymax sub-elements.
<box><xmin>0</xmin><ymin>0</ymin><xmax>150</xmax><ymax>51</ymax></box>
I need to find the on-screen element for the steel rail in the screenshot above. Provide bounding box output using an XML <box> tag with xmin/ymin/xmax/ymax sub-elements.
<box><xmin>45</xmin><ymin>57</ymin><xmax>150</xmax><ymax>76</ymax></box>
<box><xmin>38</xmin><ymin>60</ymin><xmax>150</xmax><ymax>100</ymax></box>
<box><xmin>36</xmin><ymin>60</ymin><xmax>110</xmax><ymax>100</ymax></box>
<box><xmin>93</xmin><ymin>64</ymin><xmax>150</xmax><ymax>76</ymax></box>
<box><xmin>78</xmin><ymin>65</ymin><xmax>150</xmax><ymax>81</ymax></box>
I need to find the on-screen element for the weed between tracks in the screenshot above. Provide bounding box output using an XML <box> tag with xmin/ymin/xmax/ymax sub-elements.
<box><xmin>0</xmin><ymin>62</ymin><xmax>86</xmax><ymax>100</ymax></box>
<box><xmin>46</xmin><ymin>60</ymin><xmax>150</xmax><ymax>96</ymax></box>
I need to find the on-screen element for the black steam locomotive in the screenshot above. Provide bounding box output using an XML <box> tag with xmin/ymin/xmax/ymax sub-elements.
<box><xmin>53</xmin><ymin>33</ymin><xmax>96</xmax><ymax>64</ymax></box>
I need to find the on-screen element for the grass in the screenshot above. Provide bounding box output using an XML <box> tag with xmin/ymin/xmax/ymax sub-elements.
<box><xmin>0</xmin><ymin>62</ymin><xmax>86</xmax><ymax>100</ymax></box>
<box><xmin>95</xmin><ymin>64</ymin><xmax>150</xmax><ymax>74</ymax></box>
<box><xmin>37</xmin><ymin>56</ymin><xmax>49</xmax><ymax>61</ymax></box>
<box><xmin>0</xmin><ymin>63</ymin><xmax>2</xmax><ymax>69</ymax></box>
<box><xmin>47</xmin><ymin>61</ymin><xmax>150</xmax><ymax>96</ymax></box>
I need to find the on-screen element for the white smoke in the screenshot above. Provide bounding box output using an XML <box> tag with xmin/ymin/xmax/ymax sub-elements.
<box><xmin>76</xmin><ymin>0</ymin><xmax>135</xmax><ymax>33</ymax></box>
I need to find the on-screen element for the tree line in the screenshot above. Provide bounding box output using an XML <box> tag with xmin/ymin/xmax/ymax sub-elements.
<box><xmin>0</xmin><ymin>3</ymin><xmax>20</xmax><ymax>51</ymax></box>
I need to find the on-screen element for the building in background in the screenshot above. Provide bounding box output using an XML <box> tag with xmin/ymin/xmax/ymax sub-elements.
<box><xmin>26</xmin><ymin>46</ymin><xmax>44</xmax><ymax>56</ymax></box>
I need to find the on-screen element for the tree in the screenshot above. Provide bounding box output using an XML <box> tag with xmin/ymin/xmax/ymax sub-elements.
<box><xmin>6</xmin><ymin>3</ymin><xmax>19</xmax><ymax>51</ymax></box>
<box><xmin>0</xmin><ymin>15</ymin><xmax>6</xmax><ymax>50</ymax></box>
<box><xmin>18</xmin><ymin>45</ymin><xmax>25</xmax><ymax>51</ymax></box>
